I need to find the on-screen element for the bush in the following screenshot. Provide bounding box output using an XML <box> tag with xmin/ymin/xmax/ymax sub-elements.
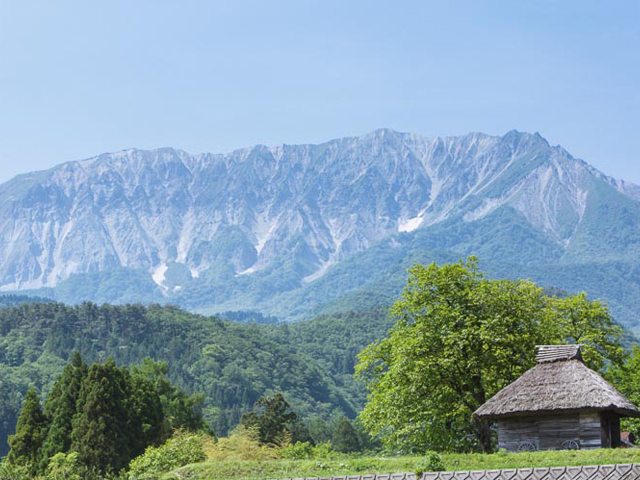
<box><xmin>205</xmin><ymin>426</ymin><xmax>279</xmax><ymax>462</ymax></box>
<box><xmin>415</xmin><ymin>451</ymin><xmax>445</xmax><ymax>475</ymax></box>
<box><xmin>312</xmin><ymin>441</ymin><xmax>333</xmax><ymax>459</ymax></box>
<box><xmin>127</xmin><ymin>431</ymin><xmax>207</xmax><ymax>479</ymax></box>
<box><xmin>278</xmin><ymin>441</ymin><xmax>333</xmax><ymax>460</ymax></box>
<box><xmin>279</xmin><ymin>441</ymin><xmax>315</xmax><ymax>459</ymax></box>
<box><xmin>0</xmin><ymin>460</ymin><xmax>31</xmax><ymax>480</ymax></box>
<box><xmin>46</xmin><ymin>452</ymin><xmax>82</xmax><ymax>480</ymax></box>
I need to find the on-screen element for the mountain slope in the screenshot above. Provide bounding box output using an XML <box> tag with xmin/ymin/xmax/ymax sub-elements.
<box><xmin>2</xmin><ymin>129</ymin><xmax>640</xmax><ymax>330</ymax></box>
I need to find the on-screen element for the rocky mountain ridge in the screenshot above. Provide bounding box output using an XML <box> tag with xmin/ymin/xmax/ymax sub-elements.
<box><xmin>2</xmin><ymin>129</ymin><xmax>640</xmax><ymax>329</ymax></box>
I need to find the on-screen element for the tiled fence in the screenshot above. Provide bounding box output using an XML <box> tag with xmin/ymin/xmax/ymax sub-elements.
<box><xmin>279</xmin><ymin>464</ymin><xmax>640</xmax><ymax>480</ymax></box>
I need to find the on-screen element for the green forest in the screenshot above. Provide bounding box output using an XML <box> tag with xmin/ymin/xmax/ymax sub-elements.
<box><xmin>5</xmin><ymin>354</ymin><xmax>208</xmax><ymax>477</ymax></box>
<box><xmin>0</xmin><ymin>298</ymin><xmax>393</xmax><ymax>457</ymax></box>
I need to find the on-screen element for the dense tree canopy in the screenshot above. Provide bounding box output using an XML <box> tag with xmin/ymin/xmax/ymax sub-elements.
<box><xmin>0</xmin><ymin>285</ymin><xmax>631</xmax><ymax>460</ymax></box>
<box><xmin>356</xmin><ymin>257</ymin><xmax>624</xmax><ymax>453</ymax></box>
<box><xmin>6</xmin><ymin>355</ymin><xmax>207</xmax><ymax>476</ymax></box>
<box><xmin>0</xmin><ymin>302</ymin><xmax>389</xmax><ymax>455</ymax></box>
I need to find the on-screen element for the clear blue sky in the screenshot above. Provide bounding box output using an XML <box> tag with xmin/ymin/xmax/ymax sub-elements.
<box><xmin>0</xmin><ymin>0</ymin><xmax>638</xmax><ymax>184</ymax></box>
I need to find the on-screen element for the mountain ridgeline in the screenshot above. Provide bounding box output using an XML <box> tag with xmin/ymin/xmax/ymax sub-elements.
<box><xmin>2</xmin><ymin>129</ymin><xmax>640</xmax><ymax>330</ymax></box>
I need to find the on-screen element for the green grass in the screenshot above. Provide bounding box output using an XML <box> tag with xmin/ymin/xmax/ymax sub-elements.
<box><xmin>163</xmin><ymin>449</ymin><xmax>640</xmax><ymax>480</ymax></box>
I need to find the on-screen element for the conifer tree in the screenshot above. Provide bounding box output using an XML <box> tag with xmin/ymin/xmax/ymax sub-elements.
<box><xmin>332</xmin><ymin>416</ymin><xmax>361</xmax><ymax>453</ymax></box>
<box><xmin>7</xmin><ymin>387</ymin><xmax>48</xmax><ymax>473</ymax></box>
<box><xmin>71</xmin><ymin>358</ymin><xmax>133</xmax><ymax>474</ymax></box>
<box><xmin>240</xmin><ymin>393</ymin><xmax>296</xmax><ymax>445</ymax></box>
<box><xmin>129</xmin><ymin>374</ymin><xmax>165</xmax><ymax>458</ymax></box>
<box><xmin>40</xmin><ymin>352</ymin><xmax>87</xmax><ymax>465</ymax></box>
<box><xmin>131</xmin><ymin>358</ymin><xmax>208</xmax><ymax>433</ymax></box>
<box><xmin>289</xmin><ymin>420</ymin><xmax>314</xmax><ymax>444</ymax></box>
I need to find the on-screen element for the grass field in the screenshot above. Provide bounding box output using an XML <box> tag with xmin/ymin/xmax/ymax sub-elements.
<box><xmin>163</xmin><ymin>448</ymin><xmax>640</xmax><ymax>480</ymax></box>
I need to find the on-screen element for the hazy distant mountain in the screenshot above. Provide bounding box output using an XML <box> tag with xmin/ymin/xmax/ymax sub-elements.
<box><xmin>3</xmin><ymin>129</ymin><xmax>640</xmax><ymax>331</ymax></box>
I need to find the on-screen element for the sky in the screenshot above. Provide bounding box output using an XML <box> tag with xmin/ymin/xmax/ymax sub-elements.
<box><xmin>0</xmin><ymin>0</ymin><xmax>638</xmax><ymax>184</ymax></box>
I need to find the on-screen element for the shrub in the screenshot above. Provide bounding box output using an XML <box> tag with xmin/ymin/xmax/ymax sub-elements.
<box><xmin>0</xmin><ymin>459</ymin><xmax>31</xmax><ymax>480</ymax></box>
<box><xmin>312</xmin><ymin>441</ymin><xmax>334</xmax><ymax>459</ymax></box>
<box><xmin>415</xmin><ymin>451</ymin><xmax>445</xmax><ymax>475</ymax></box>
<box><xmin>278</xmin><ymin>440</ymin><xmax>334</xmax><ymax>460</ymax></box>
<box><xmin>127</xmin><ymin>431</ymin><xmax>207</xmax><ymax>479</ymax></box>
<box><xmin>279</xmin><ymin>441</ymin><xmax>315</xmax><ymax>459</ymax></box>
<box><xmin>205</xmin><ymin>426</ymin><xmax>279</xmax><ymax>462</ymax></box>
<box><xmin>46</xmin><ymin>452</ymin><xmax>82</xmax><ymax>480</ymax></box>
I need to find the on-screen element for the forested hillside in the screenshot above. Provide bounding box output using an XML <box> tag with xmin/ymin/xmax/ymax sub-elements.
<box><xmin>0</xmin><ymin>302</ymin><xmax>393</xmax><ymax>456</ymax></box>
<box><xmin>0</xmin><ymin>295</ymin><xmax>52</xmax><ymax>308</ymax></box>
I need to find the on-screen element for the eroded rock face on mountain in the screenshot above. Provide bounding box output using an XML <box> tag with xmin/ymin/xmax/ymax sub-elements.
<box><xmin>2</xmin><ymin>129</ymin><xmax>640</xmax><ymax>326</ymax></box>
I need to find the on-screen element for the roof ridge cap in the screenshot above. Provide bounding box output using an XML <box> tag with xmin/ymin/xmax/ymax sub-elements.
<box><xmin>536</xmin><ymin>344</ymin><xmax>583</xmax><ymax>363</ymax></box>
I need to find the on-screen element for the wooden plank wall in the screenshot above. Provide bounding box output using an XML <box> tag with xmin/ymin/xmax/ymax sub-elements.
<box><xmin>498</xmin><ymin>413</ymin><xmax>607</xmax><ymax>451</ymax></box>
<box><xmin>538</xmin><ymin>414</ymin><xmax>579</xmax><ymax>450</ymax></box>
<box><xmin>497</xmin><ymin>417</ymin><xmax>538</xmax><ymax>451</ymax></box>
<box><xmin>580</xmin><ymin>412</ymin><xmax>602</xmax><ymax>449</ymax></box>
<box><xmin>497</xmin><ymin>414</ymin><xmax>581</xmax><ymax>451</ymax></box>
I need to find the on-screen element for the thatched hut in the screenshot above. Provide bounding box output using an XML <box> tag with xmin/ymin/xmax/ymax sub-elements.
<box><xmin>474</xmin><ymin>345</ymin><xmax>640</xmax><ymax>451</ymax></box>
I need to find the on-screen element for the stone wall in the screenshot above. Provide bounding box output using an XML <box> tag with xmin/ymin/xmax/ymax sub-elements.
<box><xmin>279</xmin><ymin>464</ymin><xmax>640</xmax><ymax>480</ymax></box>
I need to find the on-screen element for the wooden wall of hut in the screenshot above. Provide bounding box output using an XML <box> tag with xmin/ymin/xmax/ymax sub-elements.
<box><xmin>580</xmin><ymin>412</ymin><xmax>601</xmax><ymax>449</ymax></box>
<box><xmin>497</xmin><ymin>412</ymin><xmax>605</xmax><ymax>451</ymax></box>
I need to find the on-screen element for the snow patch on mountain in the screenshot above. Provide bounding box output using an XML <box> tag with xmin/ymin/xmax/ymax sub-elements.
<box><xmin>152</xmin><ymin>264</ymin><xmax>168</xmax><ymax>289</ymax></box>
<box><xmin>398</xmin><ymin>215</ymin><xmax>424</xmax><ymax>233</ymax></box>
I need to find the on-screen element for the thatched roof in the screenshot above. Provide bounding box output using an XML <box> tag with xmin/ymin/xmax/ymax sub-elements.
<box><xmin>474</xmin><ymin>345</ymin><xmax>640</xmax><ymax>419</ymax></box>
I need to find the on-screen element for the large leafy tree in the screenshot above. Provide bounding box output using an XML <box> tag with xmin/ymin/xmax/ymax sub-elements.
<box><xmin>544</xmin><ymin>292</ymin><xmax>625</xmax><ymax>369</ymax></box>
<box><xmin>607</xmin><ymin>345</ymin><xmax>640</xmax><ymax>439</ymax></box>
<box><xmin>355</xmin><ymin>257</ymin><xmax>623</xmax><ymax>453</ymax></box>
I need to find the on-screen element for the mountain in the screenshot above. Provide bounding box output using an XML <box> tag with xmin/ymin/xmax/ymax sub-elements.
<box><xmin>3</xmin><ymin>129</ymin><xmax>640</xmax><ymax>331</ymax></box>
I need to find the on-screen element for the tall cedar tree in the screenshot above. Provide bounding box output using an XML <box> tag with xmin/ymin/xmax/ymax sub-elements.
<box><xmin>128</xmin><ymin>374</ymin><xmax>166</xmax><ymax>458</ymax></box>
<box><xmin>332</xmin><ymin>416</ymin><xmax>361</xmax><ymax>453</ymax></box>
<box><xmin>7</xmin><ymin>387</ymin><xmax>47</xmax><ymax>473</ymax></box>
<box><xmin>130</xmin><ymin>358</ymin><xmax>208</xmax><ymax>433</ymax></box>
<box><xmin>70</xmin><ymin>359</ymin><xmax>135</xmax><ymax>474</ymax></box>
<box><xmin>240</xmin><ymin>393</ymin><xmax>297</xmax><ymax>445</ymax></box>
<box><xmin>7</xmin><ymin>355</ymin><xmax>207</xmax><ymax>475</ymax></box>
<box><xmin>40</xmin><ymin>353</ymin><xmax>88</xmax><ymax>464</ymax></box>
